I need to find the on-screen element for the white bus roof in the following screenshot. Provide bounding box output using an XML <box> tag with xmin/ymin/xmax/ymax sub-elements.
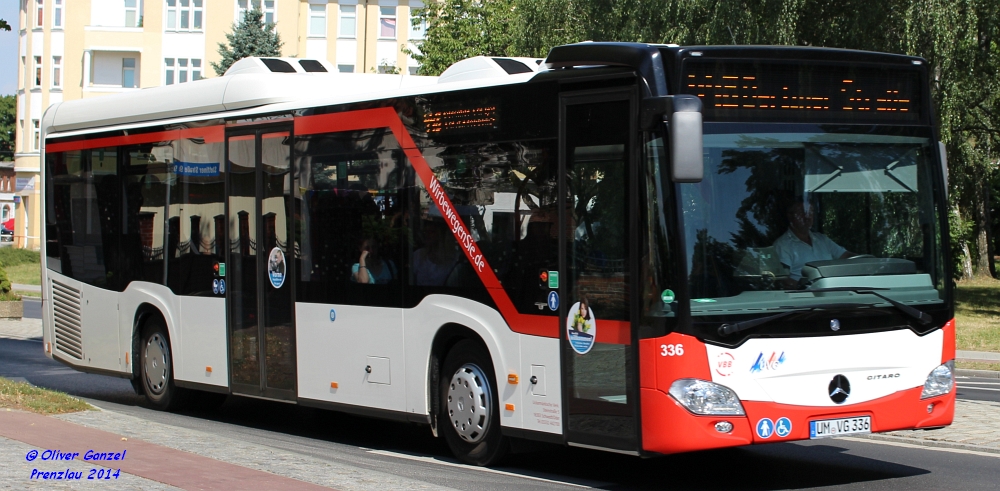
<box><xmin>43</xmin><ymin>56</ymin><xmax>545</xmax><ymax>138</ymax></box>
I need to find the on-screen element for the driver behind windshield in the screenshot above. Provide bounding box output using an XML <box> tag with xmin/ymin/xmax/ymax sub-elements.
<box><xmin>773</xmin><ymin>200</ymin><xmax>855</xmax><ymax>289</ymax></box>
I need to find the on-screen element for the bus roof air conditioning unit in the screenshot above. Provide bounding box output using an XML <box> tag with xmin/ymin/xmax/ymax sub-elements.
<box><xmin>223</xmin><ymin>57</ymin><xmax>336</xmax><ymax>76</ymax></box>
<box><xmin>438</xmin><ymin>56</ymin><xmax>542</xmax><ymax>84</ymax></box>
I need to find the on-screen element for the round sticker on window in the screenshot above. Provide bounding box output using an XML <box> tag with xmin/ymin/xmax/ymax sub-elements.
<box><xmin>268</xmin><ymin>247</ymin><xmax>286</xmax><ymax>289</ymax></box>
<box><xmin>567</xmin><ymin>300</ymin><xmax>596</xmax><ymax>355</ymax></box>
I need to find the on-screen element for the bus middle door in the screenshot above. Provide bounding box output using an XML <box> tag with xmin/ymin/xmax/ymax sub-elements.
<box><xmin>226</xmin><ymin>125</ymin><xmax>297</xmax><ymax>401</ymax></box>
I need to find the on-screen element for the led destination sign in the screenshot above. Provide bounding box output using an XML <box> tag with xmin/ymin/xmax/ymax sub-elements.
<box><xmin>682</xmin><ymin>60</ymin><xmax>923</xmax><ymax>123</ymax></box>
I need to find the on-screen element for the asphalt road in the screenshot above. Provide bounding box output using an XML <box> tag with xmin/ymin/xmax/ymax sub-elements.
<box><xmin>2</xmin><ymin>336</ymin><xmax>1000</xmax><ymax>490</ymax></box>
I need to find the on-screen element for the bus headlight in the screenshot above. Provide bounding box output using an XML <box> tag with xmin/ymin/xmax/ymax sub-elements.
<box><xmin>920</xmin><ymin>360</ymin><xmax>954</xmax><ymax>399</ymax></box>
<box><xmin>668</xmin><ymin>379</ymin><xmax>745</xmax><ymax>416</ymax></box>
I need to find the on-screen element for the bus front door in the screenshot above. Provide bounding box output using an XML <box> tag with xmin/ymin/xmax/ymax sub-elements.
<box><xmin>559</xmin><ymin>90</ymin><xmax>639</xmax><ymax>453</ymax></box>
<box><xmin>226</xmin><ymin>127</ymin><xmax>297</xmax><ymax>401</ymax></box>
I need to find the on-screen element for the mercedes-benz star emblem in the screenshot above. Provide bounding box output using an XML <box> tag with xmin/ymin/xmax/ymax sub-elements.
<box><xmin>828</xmin><ymin>374</ymin><xmax>851</xmax><ymax>404</ymax></box>
<box><xmin>830</xmin><ymin>319</ymin><xmax>841</xmax><ymax>331</ymax></box>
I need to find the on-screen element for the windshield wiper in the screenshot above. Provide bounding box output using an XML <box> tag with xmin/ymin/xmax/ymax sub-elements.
<box><xmin>717</xmin><ymin>303</ymin><xmax>866</xmax><ymax>337</ymax></box>
<box><xmin>794</xmin><ymin>287</ymin><xmax>933</xmax><ymax>326</ymax></box>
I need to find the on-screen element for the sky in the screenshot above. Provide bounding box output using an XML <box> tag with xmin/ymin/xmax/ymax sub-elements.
<box><xmin>1</xmin><ymin>1</ymin><xmax>19</xmax><ymax>96</ymax></box>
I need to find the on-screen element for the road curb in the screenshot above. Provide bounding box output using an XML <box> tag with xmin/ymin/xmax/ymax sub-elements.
<box><xmin>956</xmin><ymin>369</ymin><xmax>1000</xmax><ymax>379</ymax></box>
<box><xmin>860</xmin><ymin>433</ymin><xmax>1000</xmax><ymax>455</ymax></box>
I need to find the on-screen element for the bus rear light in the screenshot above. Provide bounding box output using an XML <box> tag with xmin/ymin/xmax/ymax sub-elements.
<box><xmin>668</xmin><ymin>379</ymin><xmax>745</xmax><ymax>416</ymax></box>
<box><xmin>921</xmin><ymin>360</ymin><xmax>954</xmax><ymax>399</ymax></box>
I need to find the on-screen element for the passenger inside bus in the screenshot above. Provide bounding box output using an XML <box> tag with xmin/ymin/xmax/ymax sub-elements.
<box><xmin>411</xmin><ymin>218</ymin><xmax>460</xmax><ymax>286</ymax></box>
<box><xmin>772</xmin><ymin>200</ymin><xmax>855</xmax><ymax>289</ymax></box>
<box><xmin>351</xmin><ymin>237</ymin><xmax>397</xmax><ymax>284</ymax></box>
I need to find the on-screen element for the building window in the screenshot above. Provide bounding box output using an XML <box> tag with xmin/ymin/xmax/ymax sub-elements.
<box><xmin>379</xmin><ymin>6</ymin><xmax>396</xmax><ymax>39</ymax></box>
<box><xmin>165</xmin><ymin>58</ymin><xmax>203</xmax><ymax>85</ymax></box>
<box><xmin>339</xmin><ymin>5</ymin><xmax>356</xmax><ymax>38</ymax></box>
<box><xmin>167</xmin><ymin>0</ymin><xmax>203</xmax><ymax>31</ymax></box>
<box><xmin>52</xmin><ymin>56</ymin><xmax>62</xmax><ymax>88</ymax></box>
<box><xmin>123</xmin><ymin>58</ymin><xmax>136</xmax><ymax>88</ymax></box>
<box><xmin>53</xmin><ymin>0</ymin><xmax>63</xmax><ymax>28</ymax></box>
<box><xmin>309</xmin><ymin>4</ymin><xmax>327</xmax><ymax>37</ymax></box>
<box><xmin>32</xmin><ymin>120</ymin><xmax>40</xmax><ymax>151</ymax></box>
<box><xmin>409</xmin><ymin>1</ymin><xmax>426</xmax><ymax>40</ymax></box>
<box><xmin>34</xmin><ymin>56</ymin><xmax>42</xmax><ymax>87</ymax></box>
<box><xmin>408</xmin><ymin>66</ymin><xmax>418</xmax><ymax>75</ymax></box>
<box><xmin>125</xmin><ymin>0</ymin><xmax>140</xmax><ymax>27</ymax></box>
<box><xmin>237</xmin><ymin>0</ymin><xmax>275</xmax><ymax>25</ymax></box>
<box><xmin>338</xmin><ymin>64</ymin><xmax>354</xmax><ymax>73</ymax></box>
<box><xmin>36</xmin><ymin>0</ymin><xmax>44</xmax><ymax>28</ymax></box>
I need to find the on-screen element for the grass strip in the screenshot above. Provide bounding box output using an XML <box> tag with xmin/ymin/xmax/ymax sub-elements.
<box><xmin>6</xmin><ymin>263</ymin><xmax>41</xmax><ymax>286</ymax></box>
<box><xmin>954</xmin><ymin>276</ymin><xmax>1000</xmax><ymax>353</ymax></box>
<box><xmin>0</xmin><ymin>376</ymin><xmax>92</xmax><ymax>414</ymax></box>
<box><xmin>955</xmin><ymin>360</ymin><xmax>1000</xmax><ymax>372</ymax></box>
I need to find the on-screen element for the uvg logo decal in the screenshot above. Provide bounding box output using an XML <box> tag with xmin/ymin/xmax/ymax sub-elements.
<box><xmin>428</xmin><ymin>176</ymin><xmax>486</xmax><ymax>273</ymax></box>
<box><xmin>750</xmin><ymin>351</ymin><xmax>786</xmax><ymax>373</ymax></box>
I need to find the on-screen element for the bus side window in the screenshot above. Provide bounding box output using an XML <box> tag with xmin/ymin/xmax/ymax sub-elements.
<box><xmin>295</xmin><ymin>132</ymin><xmax>404</xmax><ymax>306</ymax></box>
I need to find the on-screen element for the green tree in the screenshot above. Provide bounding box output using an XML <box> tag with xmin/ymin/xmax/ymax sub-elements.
<box><xmin>0</xmin><ymin>95</ymin><xmax>15</xmax><ymax>162</ymax></box>
<box><xmin>405</xmin><ymin>0</ymin><xmax>519</xmax><ymax>75</ymax></box>
<box><xmin>211</xmin><ymin>7</ymin><xmax>283</xmax><ymax>77</ymax></box>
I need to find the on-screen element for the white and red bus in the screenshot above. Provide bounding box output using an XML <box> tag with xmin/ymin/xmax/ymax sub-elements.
<box><xmin>41</xmin><ymin>43</ymin><xmax>955</xmax><ymax>465</ymax></box>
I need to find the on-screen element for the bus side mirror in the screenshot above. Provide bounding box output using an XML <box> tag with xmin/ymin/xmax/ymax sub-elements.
<box><xmin>641</xmin><ymin>95</ymin><xmax>704</xmax><ymax>183</ymax></box>
<box><xmin>669</xmin><ymin>95</ymin><xmax>703</xmax><ymax>183</ymax></box>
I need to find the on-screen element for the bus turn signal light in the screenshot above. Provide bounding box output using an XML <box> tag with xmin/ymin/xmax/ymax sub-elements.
<box><xmin>505</xmin><ymin>404</ymin><xmax>515</xmax><ymax>411</ymax></box>
<box><xmin>205</xmin><ymin>366</ymin><xmax>212</xmax><ymax>373</ymax></box>
<box><xmin>330</xmin><ymin>382</ymin><xmax>339</xmax><ymax>389</ymax></box>
<box><xmin>507</xmin><ymin>374</ymin><xmax>519</xmax><ymax>384</ymax></box>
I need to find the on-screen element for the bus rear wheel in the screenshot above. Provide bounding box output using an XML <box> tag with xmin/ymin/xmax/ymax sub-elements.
<box><xmin>140</xmin><ymin>317</ymin><xmax>187</xmax><ymax>411</ymax></box>
<box><xmin>439</xmin><ymin>339</ymin><xmax>509</xmax><ymax>466</ymax></box>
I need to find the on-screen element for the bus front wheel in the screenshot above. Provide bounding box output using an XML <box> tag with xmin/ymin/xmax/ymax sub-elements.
<box><xmin>140</xmin><ymin>317</ymin><xmax>186</xmax><ymax>411</ymax></box>
<box><xmin>439</xmin><ymin>339</ymin><xmax>509</xmax><ymax>466</ymax></box>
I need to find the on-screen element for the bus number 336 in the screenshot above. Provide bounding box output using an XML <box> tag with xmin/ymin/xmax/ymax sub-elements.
<box><xmin>661</xmin><ymin>344</ymin><xmax>684</xmax><ymax>356</ymax></box>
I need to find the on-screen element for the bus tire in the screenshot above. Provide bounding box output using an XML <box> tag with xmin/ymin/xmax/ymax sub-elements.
<box><xmin>140</xmin><ymin>317</ymin><xmax>187</xmax><ymax>411</ymax></box>
<box><xmin>440</xmin><ymin>339</ymin><xmax>509</xmax><ymax>466</ymax></box>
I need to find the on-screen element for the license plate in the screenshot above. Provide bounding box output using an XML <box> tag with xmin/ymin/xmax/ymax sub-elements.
<box><xmin>809</xmin><ymin>416</ymin><xmax>871</xmax><ymax>439</ymax></box>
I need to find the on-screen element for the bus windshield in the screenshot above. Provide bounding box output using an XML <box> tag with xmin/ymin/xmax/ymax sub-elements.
<box><xmin>672</xmin><ymin>124</ymin><xmax>946</xmax><ymax>329</ymax></box>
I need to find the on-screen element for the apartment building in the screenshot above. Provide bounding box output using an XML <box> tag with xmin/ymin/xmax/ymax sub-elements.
<box><xmin>15</xmin><ymin>0</ymin><xmax>429</xmax><ymax>250</ymax></box>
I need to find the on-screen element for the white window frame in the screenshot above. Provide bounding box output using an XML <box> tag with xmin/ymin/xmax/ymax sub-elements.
<box><xmin>33</xmin><ymin>56</ymin><xmax>42</xmax><ymax>88</ymax></box>
<box><xmin>309</xmin><ymin>4</ymin><xmax>327</xmax><ymax>38</ymax></box>
<box><xmin>236</xmin><ymin>0</ymin><xmax>277</xmax><ymax>25</ymax></box>
<box><xmin>52</xmin><ymin>0</ymin><xmax>63</xmax><ymax>29</ymax></box>
<box><xmin>125</xmin><ymin>0</ymin><xmax>140</xmax><ymax>28</ymax></box>
<box><xmin>36</xmin><ymin>0</ymin><xmax>44</xmax><ymax>28</ymax></box>
<box><xmin>122</xmin><ymin>58</ymin><xmax>137</xmax><ymax>88</ymax></box>
<box><xmin>408</xmin><ymin>1</ymin><xmax>426</xmax><ymax>40</ymax></box>
<box><xmin>166</xmin><ymin>0</ymin><xmax>204</xmax><ymax>32</ymax></box>
<box><xmin>51</xmin><ymin>56</ymin><xmax>62</xmax><ymax>88</ymax></box>
<box><xmin>338</xmin><ymin>4</ymin><xmax>356</xmax><ymax>39</ymax></box>
<box><xmin>32</xmin><ymin>120</ymin><xmax>40</xmax><ymax>152</ymax></box>
<box><xmin>165</xmin><ymin>58</ymin><xmax>203</xmax><ymax>85</ymax></box>
<box><xmin>378</xmin><ymin>5</ymin><xmax>397</xmax><ymax>40</ymax></box>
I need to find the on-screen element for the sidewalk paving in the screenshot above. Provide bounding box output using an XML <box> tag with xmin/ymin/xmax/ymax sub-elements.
<box><xmin>12</xmin><ymin>283</ymin><xmax>41</xmax><ymax>294</ymax></box>
<box><xmin>0</xmin><ymin>410</ymin><xmax>335</xmax><ymax>491</ymax></box>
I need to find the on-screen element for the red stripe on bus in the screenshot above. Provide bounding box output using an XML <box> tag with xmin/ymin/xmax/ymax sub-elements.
<box><xmin>298</xmin><ymin>108</ymin><xmax>564</xmax><ymax>339</ymax></box>
<box><xmin>46</xmin><ymin>125</ymin><xmax>225</xmax><ymax>153</ymax></box>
